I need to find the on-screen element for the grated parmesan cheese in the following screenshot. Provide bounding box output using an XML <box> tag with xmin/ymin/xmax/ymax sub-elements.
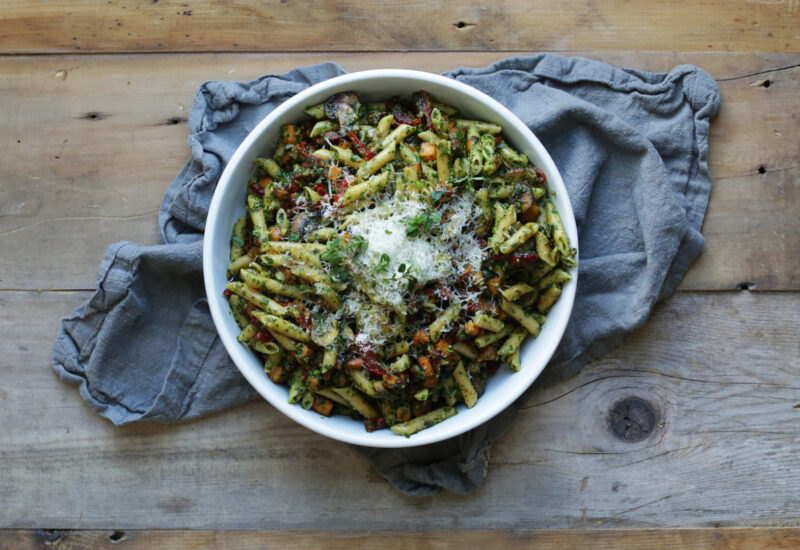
<box><xmin>343</xmin><ymin>191</ymin><xmax>487</xmax><ymax>317</ymax></box>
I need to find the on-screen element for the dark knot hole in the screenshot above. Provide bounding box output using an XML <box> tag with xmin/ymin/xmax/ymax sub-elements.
<box><xmin>608</xmin><ymin>396</ymin><xmax>657</xmax><ymax>442</ymax></box>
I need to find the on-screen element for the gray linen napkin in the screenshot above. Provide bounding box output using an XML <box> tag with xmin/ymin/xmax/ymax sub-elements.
<box><xmin>52</xmin><ymin>55</ymin><xmax>720</xmax><ymax>496</ymax></box>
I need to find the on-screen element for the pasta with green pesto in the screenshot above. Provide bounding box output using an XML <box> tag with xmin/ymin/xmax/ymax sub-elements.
<box><xmin>224</xmin><ymin>90</ymin><xmax>576</xmax><ymax>436</ymax></box>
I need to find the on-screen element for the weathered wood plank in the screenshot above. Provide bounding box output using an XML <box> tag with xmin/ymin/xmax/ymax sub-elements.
<box><xmin>1</xmin><ymin>52</ymin><xmax>797</xmax><ymax>290</ymax></box>
<box><xmin>1</xmin><ymin>290</ymin><xmax>797</xmax><ymax>529</ymax></box>
<box><xmin>3</xmin><ymin>528</ymin><xmax>800</xmax><ymax>550</ymax></box>
<box><xmin>1</xmin><ymin>0</ymin><xmax>798</xmax><ymax>54</ymax></box>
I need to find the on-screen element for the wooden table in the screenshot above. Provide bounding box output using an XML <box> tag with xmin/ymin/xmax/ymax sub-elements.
<box><xmin>1</xmin><ymin>2</ymin><xmax>798</xmax><ymax>548</ymax></box>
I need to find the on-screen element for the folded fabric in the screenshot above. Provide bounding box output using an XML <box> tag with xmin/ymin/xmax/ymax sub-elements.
<box><xmin>53</xmin><ymin>55</ymin><xmax>720</xmax><ymax>496</ymax></box>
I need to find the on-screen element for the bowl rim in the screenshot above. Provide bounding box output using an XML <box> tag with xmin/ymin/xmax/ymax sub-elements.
<box><xmin>203</xmin><ymin>68</ymin><xmax>578</xmax><ymax>448</ymax></box>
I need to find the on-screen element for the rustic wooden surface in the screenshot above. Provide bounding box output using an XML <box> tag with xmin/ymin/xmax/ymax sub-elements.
<box><xmin>1</xmin><ymin>0</ymin><xmax>799</xmax><ymax>546</ymax></box>
<box><xmin>2</xmin><ymin>52</ymin><xmax>797</xmax><ymax>291</ymax></box>
<box><xmin>3</xmin><ymin>528</ymin><xmax>800</xmax><ymax>550</ymax></box>
<box><xmin>2</xmin><ymin>0</ymin><xmax>798</xmax><ymax>53</ymax></box>
<box><xmin>2</xmin><ymin>290</ymin><xmax>798</xmax><ymax>530</ymax></box>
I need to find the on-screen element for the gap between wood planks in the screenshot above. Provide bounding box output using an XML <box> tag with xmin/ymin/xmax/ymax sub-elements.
<box><xmin>1</xmin><ymin>50</ymin><xmax>799</xmax><ymax>81</ymax></box>
<box><xmin>2</xmin><ymin>528</ymin><xmax>799</xmax><ymax>549</ymax></box>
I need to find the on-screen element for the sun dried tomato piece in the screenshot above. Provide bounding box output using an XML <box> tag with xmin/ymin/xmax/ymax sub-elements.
<box><xmin>364</xmin><ymin>417</ymin><xmax>388</xmax><ymax>432</ymax></box>
<box><xmin>348</xmin><ymin>130</ymin><xmax>375</xmax><ymax>160</ymax></box>
<box><xmin>415</xmin><ymin>90</ymin><xmax>435</xmax><ymax>132</ymax></box>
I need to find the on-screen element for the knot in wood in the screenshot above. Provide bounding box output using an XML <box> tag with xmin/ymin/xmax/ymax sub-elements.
<box><xmin>607</xmin><ymin>396</ymin><xmax>657</xmax><ymax>442</ymax></box>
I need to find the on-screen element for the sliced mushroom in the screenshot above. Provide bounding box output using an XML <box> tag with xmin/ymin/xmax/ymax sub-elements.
<box><xmin>290</xmin><ymin>211</ymin><xmax>312</xmax><ymax>236</ymax></box>
<box><xmin>519</xmin><ymin>203</ymin><xmax>541</xmax><ymax>223</ymax></box>
<box><xmin>324</xmin><ymin>91</ymin><xmax>360</xmax><ymax>130</ymax></box>
<box><xmin>503</xmin><ymin>166</ymin><xmax>539</xmax><ymax>185</ymax></box>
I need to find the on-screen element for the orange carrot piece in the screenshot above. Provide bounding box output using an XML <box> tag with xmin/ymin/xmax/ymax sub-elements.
<box><xmin>413</xmin><ymin>329</ymin><xmax>431</xmax><ymax>345</ymax></box>
<box><xmin>327</xmin><ymin>164</ymin><xmax>340</xmax><ymax>181</ymax></box>
<box><xmin>396</xmin><ymin>407</ymin><xmax>411</xmax><ymax>423</ymax></box>
<box><xmin>312</xmin><ymin>398</ymin><xmax>334</xmax><ymax>417</ymax></box>
<box><xmin>419</xmin><ymin>142</ymin><xmax>437</xmax><ymax>162</ymax></box>
<box><xmin>418</xmin><ymin>356</ymin><xmax>435</xmax><ymax>379</ymax></box>
<box><xmin>268</xmin><ymin>365</ymin><xmax>289</xmax><ymax>383</ymax></box>
<box><xmin>464</xmin><ymin>321</ymin><xmax>483</xmax><ymax>337</ymax></box>
<box><xmin>269</xmin><ymin>226</ymin><xmax>284</xmax><ymax>241</ymax></box>
<box><xmin>346</xmin><ymin>358</ymin><xmax>364</xmax><ymax>369</ymax></box>
<box><xmin>284</xmin><ymin>124</ymin><xmax>298</xmax><ymax>144</ymax></box>
<box><xmin>487</xmin><ymin>276</ymin><xmax>502</xmax><ymax>296</ymax></box>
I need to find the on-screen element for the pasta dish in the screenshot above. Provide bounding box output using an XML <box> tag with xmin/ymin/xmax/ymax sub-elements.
<box><xmin>224</xmin><ymin>90</ymin><xmax>576</xmax><ymax>436</ymax></box>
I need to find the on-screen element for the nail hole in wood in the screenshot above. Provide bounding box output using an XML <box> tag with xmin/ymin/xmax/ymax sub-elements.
<box><xmin>736</xmin><ymin>281</ymin><xmax>757</xmax><ymax>291</ymax></box>
<box><xmin>763</xmin><ymin>79</ymin><xmax>771</xmax><ymax>88</ymax></box>
<box><xmin>757</xmin><ymin>165</ymin><xmax>766</xmax><ymax>175</ymax></box>
<box><xmin>456</xmin><ymin>21</ymin><xmax>466</xmax><ymax>28</ymax></box>
<box><xmin>165</xmin><ymin>117</ymin><xmax>187</xmax><ymax>126</ymax></box>
<box><xmin>109</xmin><ymin>530</ymin><xmax>127</xmax><ymax>543</ymax></box>
<box><xmin>608</xmin><ymin>396</ymin><xmax>657</xmax><ymax>442</ymax></box>
<box><xmin>82</xmin><ymin>112</ymin><xmax>108</xmax><ymax>121</ymax></box>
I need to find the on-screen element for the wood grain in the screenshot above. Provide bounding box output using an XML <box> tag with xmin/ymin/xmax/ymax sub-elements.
<box><xmin>0</xmin><ymin>52</ymin><xmax>797</xmax><ymax>291</ymax></box>
<box><xmin>1</xmin><ymin>0</ymin><xmax>798</xmax><ymax>54</ymax></box>
<box><xmin>3</xmin><ymin>528</ymin><xmax>800</xmax><ymax>550</ymax></box>
<box><xmin>1</xmin><ymin>290</ymin><xmax>797</xmax><ymax>529</ymax></box>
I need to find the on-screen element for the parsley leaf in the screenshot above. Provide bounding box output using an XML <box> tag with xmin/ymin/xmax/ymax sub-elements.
<box><xmin>349</xmin><ymin>235</ymin><xmax>368</xmax><ymax>257</ymax></box>
<box><xmin>321</xmin><ymin>237</ymin><xmax>343</xmax><ymax>264</ymax></box>
<box><xmin>403</xmin><ymin>211</ymin><xmax>442</xmax><ymax>237</ymax></box>
<box><xmin>448</xmin><ymin>174</ymin><xmax>484</xmax><ymax>193</ymax></box>
<box><xmin>231</xmin><ymin>235</ymin><xmax>245</xmax><ymax>247</ymax></box>
<box><xmin>331</xmin><ymin>266</ymin><xmax>350</xmax><ymax>283</ymax></box>
<box><xmin>372</xmin><ymin>253</ymin><xmax>391</xmax><ymax>273</ymax></box>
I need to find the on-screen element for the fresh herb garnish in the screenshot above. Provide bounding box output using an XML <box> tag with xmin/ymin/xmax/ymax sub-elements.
<box><xmin>449</xmin><ymin>174</ymin><xmax>484</xmax><ymax>192</ymax></box>
<box><xmin>331</xmin><ymin>265</ymin><xmax>350</xmax><ymax>283</ymax></box>
<box><xmin>231</xmin><ymin>235</ymin><xmax>245</xmax><ymax>247</ymax></box>
<box><xmin>349</xmin><ymin>235</ymin><xmax>368</xmax><ymax>257</ymax></box>
<box><xmin>403</xmin><ymin>210</ymin><xmax>442</xmax><ymax>237</ymax></box>
<box><xmin>372</xmin><ymin>253</ymin><xmax>391</xmax><ymax>273</ymax></box>
<box><xmin>321</xmin><ymin>237</ymin><xmax>343</xmax><ymax>264</ymax></box>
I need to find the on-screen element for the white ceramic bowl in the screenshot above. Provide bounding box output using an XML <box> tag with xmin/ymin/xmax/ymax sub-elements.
<box><xmin>204</xmin><ymin>69</ymin><xmax>578</xmax><ymax>448</ymax></box>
